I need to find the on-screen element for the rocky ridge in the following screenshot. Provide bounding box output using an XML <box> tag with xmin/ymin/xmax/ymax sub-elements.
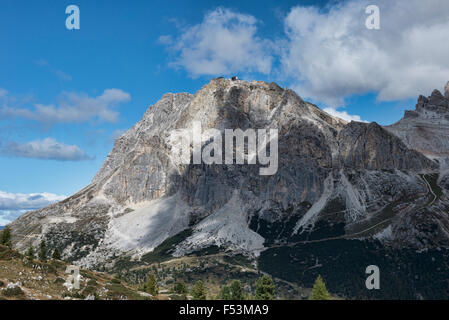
<box><xmin>8</xmin><ymin>78</ymin><xmax>448</xmax><ymax>270</ymax></box>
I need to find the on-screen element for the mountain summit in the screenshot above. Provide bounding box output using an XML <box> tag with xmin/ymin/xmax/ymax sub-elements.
<box><xmin>386</xmin><ymin>86</ymin><xmax>449</xmax><ymax>159</ymax></box>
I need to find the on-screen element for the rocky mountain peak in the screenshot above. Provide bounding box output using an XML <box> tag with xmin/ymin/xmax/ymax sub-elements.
<box><xmin>445</xmin><ymin>81</ymin><xmax>449</xmax><ymax>99</ymax></box>
<box><xmin>7</xmin><ymin>78</ymin><xmax>443</xmax><ymax>270</ymax></box>
<box><xmin>416</xmin><ymin>88</ymin><xmax>449</xmax><ymax>115</ymax></box>
<box><xmin>386</xmin><ymin>82</ymin><xmax>449</xmax><ymax>158</ymax></box>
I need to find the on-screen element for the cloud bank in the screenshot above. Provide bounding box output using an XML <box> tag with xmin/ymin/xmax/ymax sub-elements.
<box><xmin>1</xmin><ymin>138</ymin><xmax>92</xmax><ymax>161</ymax></box>
<box><xmin>161</xmin><ymin>1</ymin><xmax>449</xmax><ymax>119</ymax></box>
<box><xmin>0</xmin><ymin>191</ymin><xmax>66</xmax><ymax>225</ymax></box>
<box><xmin>282</xmin><ymin>0</ymin><xmax>449</xmax><ymax>106</ymax></box>
<box><xmin>162</xmin><ymin>7</ymin><xmax>273</xmax><ymax>77</ymax></box>
<box><xmin>0</xmin><ymin>88</ymin><xmax>131</xmax><ymax>124</ymax></box>
<box><xmin>322</xmin><ymin>107</ymin><xmax>367</xmax><ymax>123</ymax></box>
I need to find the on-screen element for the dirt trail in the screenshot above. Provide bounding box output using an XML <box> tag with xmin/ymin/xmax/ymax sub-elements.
<box><xmin>265</xmin><ymin>174</ymin><xmax>438</xmax><ymax>250</ymax></box>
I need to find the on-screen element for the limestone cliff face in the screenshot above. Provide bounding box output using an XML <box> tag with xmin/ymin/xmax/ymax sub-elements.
<box><xmin>91</xmin><ymin>79</ymin><xmax>343</xmax><ymax>209</ymax></box>
<box><xmin>8</xmin><ymin>79</ymin><xmax>447</xmax><ymax>268</ymax></box>
<box><xmin>444</xmin><ymin>81</ymin><xmax>449</xmax><ymax>99</ymax></box>
<box><xmin>338</xmin><ymin>121</ymin><xmax>437</xmax><ymax>171</ymax></box>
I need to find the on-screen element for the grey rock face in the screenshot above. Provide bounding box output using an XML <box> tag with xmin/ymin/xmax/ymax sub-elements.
<box><xmin>8</xmin><ymin>79</ymin><xmax>447</xmax><ymax>268</ymax></box>
<box><xmin>338</xmin><ymin>121</ymin><xmax>436</xmax><ymax>171</ymax></box>
<box><xmin>386</xmin><ymin>85</ymin><xmax>449</xmax><ymax>158</ymax></box>
<box><xmin>416</xmin><ymin>90</ymin><xmax>449</xmax><ymax>114</ymax></box>
<box><xmin>445</xmin><ymin>81</ymin><xmax>449</xmax><ymax>99</ymax></box>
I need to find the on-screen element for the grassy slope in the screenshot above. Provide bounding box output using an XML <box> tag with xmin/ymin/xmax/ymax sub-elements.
<box><xmin>0</xmin><ymin>244</ymin><xmax>148</xmax><ymax>300</ymax></box>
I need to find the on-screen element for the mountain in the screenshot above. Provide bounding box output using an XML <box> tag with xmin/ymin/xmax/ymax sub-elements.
<box><xmin>8</xmin><ymin>78</ymin><xmax>449</xmax><ymax>299</ymax></box>
<box><xmin>386</xmin><ymin>87</ymin><xmax>449</xmax><ymax>159</ymax></box>
<box><xmin>386</xmin><ymin>82</ymin><xmax>449</xmax><ymax>190</ymax></box>
<box><xmin>0</xmin><ymin>226</ymin><xmax>4</xmax><ymax>230</ymax></box>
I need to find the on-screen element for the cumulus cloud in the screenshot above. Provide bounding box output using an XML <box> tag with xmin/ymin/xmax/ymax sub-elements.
<box><xmin>0</xmin><ymin>89</ymin><xmax>131</xmax><ymax>123</ymax></box>
<box><xmin>1</xmin><ymin>138</ymin><xmax>92</xmax><ymax>161</ymax></box>
<box><xmin>323</xmin><ymin>107</ymin><xmax>367</xmax><ymax>123</ymax></box>
<box><xmin>0</xmin><ymin>191</ymin><xmax>66</xmax><ymax>211</ymax></box>
<box><xmin>162</xmin><ymin>7</ymin><xmax>273</xmax><ymax>77</ymax></box>
<box><xmin>281</xmin><ymin>0</ymin><xmax>449</xmax><ymax>106</ymax></box>
<box><xmin>0</xmin><ymin>191</ymin><xmax>66</xmax><ymax>225</ymax></box>
<box><xmin>162</xmin><ymin>2</ymin><xmax>449</xmax><ymax>110</ymax></box>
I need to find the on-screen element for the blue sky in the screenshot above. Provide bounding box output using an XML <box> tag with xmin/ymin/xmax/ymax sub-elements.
<box><xmin>1</xmin><ymin>0</ymin><xmax>448</xmax><ymax>224</ymax></box>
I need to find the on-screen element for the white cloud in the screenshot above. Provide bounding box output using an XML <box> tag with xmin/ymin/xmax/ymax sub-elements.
<box><xmin>281</xmin><ymin>0</ymin><xmax>449</xmax><ymax>106</ymax></box>
<box><xmin>323</xmin><ymin>107</ymin><xmax>367</xmax><ymax>123</ymax></box>
<box><xmin>163</xmin><ymin>7</ymin><xmax>273</xmax><ymax>77</ymax></box>
<box><xmin>0</xmin><ymin>88</ymin><xmax>7</xmax><ymax>99</ymax></box>
<box><xmin>0</xmin><ymin>191</ymin><xmax>66</xmax><ymax>210</ymax></box>
<box><xmin>1</xmin><ymin>138</ymin><xmax>92</xmax><ymax>161</ymax></box>
<box><xmin>0</xmin><ymin>89</ymin><xmax>131</xmax><ymax>123</ymax></box>
<box><xmin>162</xmin><ymin>2</ymin><xmax>449</xmax><ymax>108</ymax></box>
<box><xmin>53</xmin><ymin>69</ymin><xmax>72</xmax><ymax>81</ymax></box>
<box><xmin>158</xmin><ymin>35</ymin><xmax>173</xmax><ymax>45</ymax></box>
<box><xmin>35</xmin><ymin>59</ymin><xmax>72</xmax><ymax>81</ymax></box>
<box><xmin>0</xmin><ymin>191</ymin><xmax>66</xmax><ymax>225</ymax></box>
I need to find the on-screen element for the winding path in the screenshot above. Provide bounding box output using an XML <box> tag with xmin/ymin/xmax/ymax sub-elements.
<box><xmin>264</xmin><ymin>174</ymin><xmax>438</xmax><ymax>250</ymax></box>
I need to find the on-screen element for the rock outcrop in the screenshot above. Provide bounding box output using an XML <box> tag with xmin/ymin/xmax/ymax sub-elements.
<box><xmin>338</xmin><ymin>121</ymin><xmax>436</xmax><ymax>171</ymax></box>
<box><xmin>8</xmin><ymin>79</ymin><xmax>447</xmax><ymax>268</ymax></box>
<box><xmin>445</xmin><ymin>81</ymin><xmax>449</xmax><ymax>99</ymax></box>
<box><xmin>386</xmin><ymin>87</ymin><xmax>449</xmax><ymax>159</ymax></box>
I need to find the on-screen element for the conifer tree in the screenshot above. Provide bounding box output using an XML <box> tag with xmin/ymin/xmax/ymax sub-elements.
<box><xmin>230</xmin><ymin>280</ymin><xmax>245</xmax><ymax>300</ymax></box>
<box><xmin>191</xmin><ymin>280</ymin><xmax>206</xmax><ymax>300</ymax></box>
<box><xmin>174</xmin><ymin>281</ymin><xmax>188</xmax><ymax>295</ymax></box>
<box><xmin>26</xmin><ymin>243</ymin><xmax>34</xmax><ymax>261</ymax></box>
<box><xmin>38</xmin><ymin>240</ymin><xmax>47</xmax><ymax>261</ymax></box>
<box><xmin>0</xmin><ymin>226</ymin><xmax>11</xmax><ymax>248</ymax></box>
<box><xmin>255</xmin><ymin>275</ymin><xmax>275</xmax><ymax>300</ymax></box>
<box><xmin>144</xmin><ymin>274</ymin><xmax>159</xmax><ymax>295</ymax></box>
<box><xmin>309</xmin><ymin>275</ymin><xmax>332</xmax><ymax>300</ymax></box>
<box><xmin>219</xmin><ymin>285</ymin><xmax>232</xmax><ymax>300</ymax></box>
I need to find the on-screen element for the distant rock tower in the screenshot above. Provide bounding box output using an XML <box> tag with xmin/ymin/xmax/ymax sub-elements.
<box><xmin>445</xmin><ymin>81</ymin><xmax>449</xmax><ymax>99</ymax></box>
